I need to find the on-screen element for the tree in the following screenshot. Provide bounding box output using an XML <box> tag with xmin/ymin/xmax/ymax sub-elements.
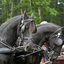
<box><xmin>10</xmin><ymin>0</ymin><xmax>13</xmax><ymax>18</ymax></box>
<box><xmin>0</xmin><ymin>0</ymin><xmax>60</xmax><ymax>25</ymax></box>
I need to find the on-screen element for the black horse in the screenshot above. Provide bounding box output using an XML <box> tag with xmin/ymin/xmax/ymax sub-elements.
<box><xmin>31</xmin><ymin>23</ymin><xmax>63</xmax><ymax>61</ymax></box>
<box><xmin>0</xmin><ymin>12</ymin><xmax>37</xmax><ymax>64</ymax></box>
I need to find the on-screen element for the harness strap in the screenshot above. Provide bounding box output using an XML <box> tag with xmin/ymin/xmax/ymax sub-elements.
<box><xmin>0</xmin><ymin>37</ymin><xmax>43</xmax><ymax>52</ymax></box>
<box><xmin>0</xmin><ymin>37</ymin><xmax>26</xmax><ymax>52</ymax></box>
<box><xmin>0</xmin><ymin>41</ymin><xmax>13</xmax><ymax>49</ymax></box>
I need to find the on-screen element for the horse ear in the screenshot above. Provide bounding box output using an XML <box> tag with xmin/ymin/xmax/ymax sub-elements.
<box><xmin>31</xmin><ymin>12</ymin><xmax>34</xmax><ymax>19</ymax></box>
<box><xmin>24</xmin><ymin>11</ymin><xmax>28</xmax><ymax>19</ymax></box>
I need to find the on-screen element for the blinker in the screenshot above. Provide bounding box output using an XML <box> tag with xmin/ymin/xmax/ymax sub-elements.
<box><xmin>54</xmin><ymin>38</ymin><xmax>63</xmax><ymax>46</ymax></box>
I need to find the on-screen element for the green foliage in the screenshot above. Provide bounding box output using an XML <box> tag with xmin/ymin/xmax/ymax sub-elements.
<box><xmin>0</xmin><ymin>0</ymin><xmax>62</xmax><ymax>26</ymax></box>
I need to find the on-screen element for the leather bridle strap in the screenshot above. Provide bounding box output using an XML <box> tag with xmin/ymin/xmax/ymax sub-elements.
<box><xmin>0</xmin><ymin>37</ymin><xmax>25</xmax><ymax>51</ymax></box>
<box><xmin>0</xmin><ymin>41</ymin><xmax>13</xmax><ymax>49</ymax></box>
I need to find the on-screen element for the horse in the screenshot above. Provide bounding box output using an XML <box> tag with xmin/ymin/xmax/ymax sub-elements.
<box><xmin>31</xmin><ymin>23</ymin><xmax>63</xmax><ymax>61</ymax></box>
<box><xmin>0</xmin><ymin>12</ymin><xmax>37</xmax><ymax>64</ymax></box>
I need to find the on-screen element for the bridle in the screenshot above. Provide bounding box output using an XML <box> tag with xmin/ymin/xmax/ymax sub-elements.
<box><xmin>20</xmin><ymin>18</ymin><xmax>34</xmax><ymax>40</ymax></box>
<box><xmin>19</xmin><ymin>18</ymin><xmax>44</xmax><ymax>51</ymax></box>
<box><xmin>17</xmin><ymin>17</ymin><xmax>36</xmax><ymax>47</ymax></box>
<box><xmin>47</xmin><ymin>27</ymin><xmax>64</xmax><ymax>60</ymax></box>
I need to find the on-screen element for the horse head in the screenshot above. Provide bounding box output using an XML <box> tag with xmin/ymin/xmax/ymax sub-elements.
<box><xmin>31</xmin><ymin>23</ymin><xmax>63</xmax><ymax>61</ymax></box>
<box><xmin>21</xmin><ymin>12</ymin><xmax>37</xmax><ymax>36</ymax></box>
<box><xmin>47</xmin><ymin>27</ymin><xmax>64</xmax><ymax>61</ymax></box>
<box><xmin>17</xmin><ymin>12</ymin><xmax>37</xmax><ymax>36</ymax></box>
<box><xmin>16</xmin><ymin>12</ymin><xmax>37</xmax><ymax>47</ymax></box>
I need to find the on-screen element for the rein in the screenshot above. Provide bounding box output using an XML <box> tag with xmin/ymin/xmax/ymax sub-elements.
<box><xmin>0</xmin><ymin>36</ymin><xmax>46</xmax><ymax>55</ymax></box>
<box><xmin>0</xmin><ymin>41</ymin><xmax>13</xmax><ymax>49</ymax></box>
<box><xmin>0</xmin><ymin>37</ymin><xmax>26</xmax><ymax>53</ymax></box>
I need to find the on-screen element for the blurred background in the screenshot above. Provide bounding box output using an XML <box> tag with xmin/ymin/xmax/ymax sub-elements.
<box><xmin>0</xmin><ymin>0</ymin><xmax>64</xmax><ymax>26</ymax></box>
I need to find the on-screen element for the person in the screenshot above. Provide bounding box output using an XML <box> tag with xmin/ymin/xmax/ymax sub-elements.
<box><xmin>40</xmin><ymin>42</ymin><xmax>48</xmax><ymax>64</ymax></box>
